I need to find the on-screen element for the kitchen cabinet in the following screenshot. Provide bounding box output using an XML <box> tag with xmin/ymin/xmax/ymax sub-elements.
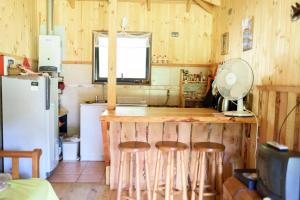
<box><xmin>80</xmin><ymin>103</ymin><xmax>107</xmax><ymax>161</ymax></box>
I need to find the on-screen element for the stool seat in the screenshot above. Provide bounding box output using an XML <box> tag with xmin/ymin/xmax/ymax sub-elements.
<box><xmin>155</xmin><ymin>141</ymin><xmax>188</xmax><ymax>151</ymax></box>
<box><xmin>118</xmin><ymin>141</ymin><xmax>151</xmax><ymax>152</ymax></box>
<box><xmin>194</xmin><ymin>142</ymin><xmax>225</xmax><ymax>153</ymax></box>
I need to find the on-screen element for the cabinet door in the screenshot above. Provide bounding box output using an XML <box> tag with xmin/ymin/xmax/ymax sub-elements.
<box><xmin>80</xmin><ymin>104</ymin><xmax>107</xmax><ymax>161</ymax></box>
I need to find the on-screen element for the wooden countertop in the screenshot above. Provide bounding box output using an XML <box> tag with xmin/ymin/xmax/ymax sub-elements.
<box><xmin>101</xmin><ymin>107</ymin><xmax>256</xmax><ymax>124</ymax></box>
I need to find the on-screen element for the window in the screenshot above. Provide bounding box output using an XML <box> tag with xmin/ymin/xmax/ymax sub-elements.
<box><xmin>92</xmin><ymin>31</ymin><xmax>151</xmax><ymax>84</ymax></box>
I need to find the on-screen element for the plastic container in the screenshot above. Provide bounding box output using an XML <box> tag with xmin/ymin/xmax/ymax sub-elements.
<box><xmin>63</xmin><ymin>136</ymin><xmax>80</xmax><ymax>161</ymax></box>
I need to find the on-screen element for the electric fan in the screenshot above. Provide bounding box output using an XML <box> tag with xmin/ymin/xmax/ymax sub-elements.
<box><xmin>216</xmin><ymin>58</ymin><xmax>254</xmax><ymax>117</ymax></box>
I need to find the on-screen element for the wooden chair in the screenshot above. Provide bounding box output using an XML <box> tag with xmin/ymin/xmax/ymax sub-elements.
<box><xmin>0</xmin><ymin>149</ymin><xmax>42</xmax><ymax>179</ymax></box>
<box><xmin>117</xmin><ymin>141</ymin><xmax>151</xmax><ymax>200</ymax></box>
<box><xmin>152</xmin><ymin>141</ymin><xmax>189</xmax><ymax>200</ymax></box>
<box><xmin>191</xmin><ymin>142</ymin><xmax>225</xmax><ymax>200</ymax></box>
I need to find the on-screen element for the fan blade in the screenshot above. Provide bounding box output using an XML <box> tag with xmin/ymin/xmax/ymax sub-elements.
<box><xmin>230</xmin><ymin>84</ymin><xmax>247</xmax><ymax>99</ymax></box>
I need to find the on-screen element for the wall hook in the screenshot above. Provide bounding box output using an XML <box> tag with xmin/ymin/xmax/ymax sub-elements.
<box><xmin>291</xmin><ymin>2</ymin><xmax>300</xmax><ymax>21</ymax></box>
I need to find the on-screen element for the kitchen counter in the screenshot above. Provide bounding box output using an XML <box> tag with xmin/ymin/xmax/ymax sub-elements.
<box><xmin>100</xmin><ymin>106</ymin><xmax>257</xmax><ymax>188</ymax></box>
<box><xmin>101</xmin><ymin>107</ymin><xmax>257</xmax><ymax>123</ymax></box>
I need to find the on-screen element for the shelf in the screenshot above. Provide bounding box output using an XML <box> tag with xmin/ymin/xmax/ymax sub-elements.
<box><xmin>152</xmin><ymin>63</ymin><xmax>213</xmax><ymax>68</ymax></box>
<box><xmin>184</xmin><ymin>98</ymin><xmax>204</xmax><ymax>102</ymax></box>
<box><xmin>183</xmin><ymin>81</ymin><xmax>208</xmax><ymax>84</ymax></box>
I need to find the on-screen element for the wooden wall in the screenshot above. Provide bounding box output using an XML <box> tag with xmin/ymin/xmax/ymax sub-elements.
<box><xmin>0</xmin><ymin>0</ymin><xmax>38</xmax><ymax>63</ymax></box>
<box><xmin>212</xmin><ymin>0</ymin><xmax>300</xmax><ymax>86</ymax></box>
<box><xmin>37</xmin><ymin>0</ymin><xmax>213</xmax><ymax>64</ymax></box>
<box><xmin>211</xmin><ymin>0</ymin><xmax>300</xmax><ymax>148</ymax></box>
<box><xmin>257</xmin><ymin>86</ymin><xmax>300</xmax><ymax>151</ymax></box>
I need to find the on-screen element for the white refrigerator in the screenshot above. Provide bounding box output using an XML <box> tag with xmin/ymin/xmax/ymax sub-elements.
<box><xmin>2</xmin><ymin>76</ymin><xmax>59</xmax><ymax>179</ymax></box>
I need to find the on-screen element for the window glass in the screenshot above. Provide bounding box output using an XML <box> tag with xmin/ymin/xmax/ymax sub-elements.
<box><xmin>93</xmin><ymin>32</ymin><xmax>151</xmax><ymax>84</ymax></box>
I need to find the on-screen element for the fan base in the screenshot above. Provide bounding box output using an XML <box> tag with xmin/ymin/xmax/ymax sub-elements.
<box><xmin>223</xmin><ymin>111</ymin><xmax>254</xmax><ymax>117</ymax></box>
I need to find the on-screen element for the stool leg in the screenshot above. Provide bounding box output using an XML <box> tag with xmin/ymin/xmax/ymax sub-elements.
<box><xmin>217</xmin><ymin>152</ymin><xmax>223</xmax><ymax>200</ymax></box>
<box><xmin>211</xmin><ymin>152</ymin><xmax>216</xmax><ymax>191</ymax></box>
<box><xmin>170</xmin><ymin>151</ymin><xmax>174</xmax><ymax>200</ymax></box>
<box><xmin>117</xmin><ymin>152</ymin><xmax>125</xmax><ymax>200</ymax></box>
<box><xmin>129</xmin><ymin>152</ymin><xmax>134</xmax><ymax>197</ymax></box>
<box><xmin>145</xmin><ymin>151</ymin><xmax>152</xmax><ymax>200</ymax></box>
<box><xmin>136</xmin><ymin>152</ymin><xmax>141</xmax><ymax>200</ymax></box>
<box><xmin>165</xmin><ymin>151</ymin><xmax>172</xmax><ymax>200</ymax></box>
<box><xmin>191</xmin><ymin>152</ymin><xmax>200</xmax><ymax>200</ymax></box>
<box><xmin>180</xmin><ymin>151</ymin><xmax>188</xmax><ymax>200</ymax></box>
<box><xmin>153</xmin><ymin>150</ymin><xmax>162</xmax><ymax>200</ymax></box>
<box><xmin>198</xmin><ymin>152</ymin><xmax>206</xmax><ymax>200</ymax></box>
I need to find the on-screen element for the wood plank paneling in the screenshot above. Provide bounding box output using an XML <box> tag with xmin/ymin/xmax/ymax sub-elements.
<box><xmin>36</xmin><ymin>0</ymin><xmax>213</xmax><ymax>64</ymax></box>
<box><xmin>0</xmin><ymin>0</ymin><xmax>38</xmax><ymax>61</ymax></box>
<box><xmin>212</xmin><ymin>0</ymin><xmax>300</xmax><ymax>112</ymax></box>
<box><xmin>266</xmin><ymin>91</ymin><xmax>276</xmax><ymax>141</ymax></box>
<box><xmin>286</xmin><ymin>93</ymin><xmax>297</xmax><ymax>149</ymax></box>
<box><xmin>277</xmin><ymin>92</ymin><xmax>288</xmax><ymax>143</ymax></box>
<box><xmin>256</xmin><ymin>86</ymin><xmax>300</xmax><ymax>151</ymax></box>
<box><xmin>259</xmin><ymin>91</ymin><xmax>269</xmax><ymax>143</ymax></box>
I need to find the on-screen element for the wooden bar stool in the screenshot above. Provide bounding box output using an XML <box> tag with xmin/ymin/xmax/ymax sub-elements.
<box><xmin>191</xmin><ymin>142</ymin><xmax>225</xmax><ymax>200</ymax></box>
<box><xmin>117</xmin><ymin>141</ymin><xmax>152</xmax><ymax>200</ymax></box>
<box><xmin>152</xmin><ymin>141</ymin><xmax>188</xmax><ymax>200</ymax></box>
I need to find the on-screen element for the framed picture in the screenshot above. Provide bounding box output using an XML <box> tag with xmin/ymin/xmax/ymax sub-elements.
<box><xmin>221</xmin><ymin>32</ymin><xmax>229</xmax><ymax>55</ymax></box>
<box><xmin>242</xmin><ymin>16</ymin><xmax>254</xmax><ymax>51</ymax></box>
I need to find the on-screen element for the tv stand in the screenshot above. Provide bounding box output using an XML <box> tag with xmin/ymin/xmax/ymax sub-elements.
<box><xmin>223</xmin><ymin>177</ymin><xmax>261</xmax><ymax>200</ymax></box>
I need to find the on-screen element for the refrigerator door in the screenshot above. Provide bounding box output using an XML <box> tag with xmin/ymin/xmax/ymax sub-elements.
<box><xmin>2</xmin><ymin>76</ymin><xmax>56</xmax><ymax>178</ymax></box>
<box><xmin>49</xmin><ymin>77</ymin><xmax>59</xmax><ymax>172</ymax></box>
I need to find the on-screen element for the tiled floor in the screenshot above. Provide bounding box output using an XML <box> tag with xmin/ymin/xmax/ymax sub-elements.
<box><xmin>48</xmin><ymin>161</ymin><xmax>105</xmax><ymax>184</ymax></box>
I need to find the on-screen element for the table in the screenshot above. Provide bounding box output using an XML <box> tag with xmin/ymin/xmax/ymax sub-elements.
<box><xmin>0</xmin><ymin>179</ymin><xmax>59</xmax><ymax>200</ymax></box>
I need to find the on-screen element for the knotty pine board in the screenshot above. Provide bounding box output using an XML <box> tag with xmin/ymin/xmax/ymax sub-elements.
<box><xmin>37</xmin><ymin>0</ymin><xmax>213</xmax><ymax>64</ymax></box>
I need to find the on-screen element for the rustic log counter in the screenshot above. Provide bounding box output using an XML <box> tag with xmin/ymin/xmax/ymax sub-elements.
<box><xmin>100</xmin><ymin>107</ymin><xmax>257</xmax><ymax>189</ymax></box>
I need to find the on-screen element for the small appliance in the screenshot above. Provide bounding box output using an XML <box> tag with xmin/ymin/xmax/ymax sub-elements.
<box><xmin>215</xmin><ymin>58</ymin><xmax>254</xmax><ymax>117</ymax></box>
<box><xmin>38</xmin><ymin>35</ymin><xmax>62</xmax><ymax>73</ymax></box>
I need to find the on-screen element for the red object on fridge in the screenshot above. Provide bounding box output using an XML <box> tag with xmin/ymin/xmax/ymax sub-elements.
<box><xmin>22</xmin><ymin>57</ymin><xmax>31</xmax><ymax>69</ymax></box>
<box><xmin>0</xmin><ymin>55</ymin><xmax>15</xmax><ymax>76</ymax></box>
<box><xmin>0</xmin><ymin>55</ymin><xmax>5</xmax><ymax>76</ymax></box>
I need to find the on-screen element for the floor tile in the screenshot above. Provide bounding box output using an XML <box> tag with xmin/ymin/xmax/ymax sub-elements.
<box><xmin>48</xmin><ymin>161</ymin><xmax>105</xmax><ymax>184</ymax></box>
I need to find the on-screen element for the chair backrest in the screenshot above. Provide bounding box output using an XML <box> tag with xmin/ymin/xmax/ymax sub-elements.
<box><xmin>0</xmin><ymin>149</ymin><xmax>42</xmax><ymax>179</ymax></box>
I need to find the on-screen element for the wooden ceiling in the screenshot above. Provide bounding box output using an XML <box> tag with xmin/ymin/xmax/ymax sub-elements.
<box><xmin>67</xmin><ymin>0</ymin><xmax>220</xmax><ymax>13</ymax></box>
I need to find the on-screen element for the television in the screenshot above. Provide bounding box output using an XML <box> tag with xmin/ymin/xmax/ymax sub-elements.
<box><xmin>257</xmin><ymin>144</ymin><xmax>300</xmax><ymax>200</ymax></box>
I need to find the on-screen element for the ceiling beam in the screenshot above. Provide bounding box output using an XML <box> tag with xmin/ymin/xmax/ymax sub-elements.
<box><xmin>201</xmin><ymin>0</ymin><xmax>221</xmax><ymax>6</ymax></box>
<box><xmin>186</xmin><ymin>0</ymin><xmax>192</xmax><ymax>12</ymax></box>
<box><xmin>68</xmin><ymin>0</ymin><xmax>76</xmax><ymax>8</ymax></box>
<box><xmin>193</xmin><ymin>0</ymin><xmax>213</xmax><ymax>13</ymax></box>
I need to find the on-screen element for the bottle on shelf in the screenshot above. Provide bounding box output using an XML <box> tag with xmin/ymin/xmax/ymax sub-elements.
<box><xmin>162</xmin><ymin>55</ymin><xmax>168</xmax><ymax>64</ymax></box>
<box><xmin>157</xmin><ymin>55</ymin><xmax>162</xmax><ymax>64</ymax></box>
<box><xmin>152</xmin><ymin>54</ymin><xmax>157</xmax><ymax>64</ymax></box>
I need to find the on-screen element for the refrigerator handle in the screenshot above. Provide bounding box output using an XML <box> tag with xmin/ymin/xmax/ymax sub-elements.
<box><xmin>45</xmin><ymin>77</ymin><xmax>50</xmax><ymax>110</ymax></box>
